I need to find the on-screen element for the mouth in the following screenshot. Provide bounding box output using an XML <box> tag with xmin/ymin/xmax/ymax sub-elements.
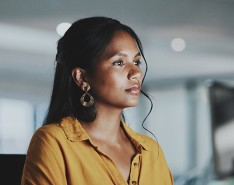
<box><xmin>125</xmin><ymin>85</ymin><xmax>141</xmax><ymax>94</ymax></box>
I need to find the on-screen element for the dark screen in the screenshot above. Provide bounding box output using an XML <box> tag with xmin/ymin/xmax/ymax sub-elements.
<box><xmin>209</xmin><ymin>81</ymin><xmax>234</xmax><ymax>179</ymax></box>
<box><xmin>0</xmin><ymin>154</ymin><xmax>26</xmax><ymax>184</ymax></box>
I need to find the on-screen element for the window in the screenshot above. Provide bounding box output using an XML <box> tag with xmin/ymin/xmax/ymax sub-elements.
<box><xmin>0</xmin><ymin>98</ymin><xmax>34</xmax><ymax>154</ymax></box>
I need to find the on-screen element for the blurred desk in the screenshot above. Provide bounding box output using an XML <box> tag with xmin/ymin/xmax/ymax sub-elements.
<box><xmin>208</xmin><ymin>178</ymin><xmax>234</xmax><ymax>185</ymax></box>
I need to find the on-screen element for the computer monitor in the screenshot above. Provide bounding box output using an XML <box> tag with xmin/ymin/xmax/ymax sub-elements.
<box><xmin>0</xmin><ymin>154</ymin><xmax>26</xmax><ymax>184</ymax></box>
<box><xmin>208</xmin><ymin>81</ymin><xmax>234</xmax><ymax>179</ymax></box>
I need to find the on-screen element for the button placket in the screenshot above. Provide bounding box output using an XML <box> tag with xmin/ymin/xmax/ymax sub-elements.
<box><xmin>129</xmin><ymin>154</ymin><xmax>140</xmax><ymax>185</ymax></box>
<box><xmin>99</xmin><ymin>153</ymin><xmax>127</xmax><ymax>185</ymax></box>
<box><xmin>134</xmin><ymin>162</ymin><xmax>138</xmax><ymax>167</ymax></box>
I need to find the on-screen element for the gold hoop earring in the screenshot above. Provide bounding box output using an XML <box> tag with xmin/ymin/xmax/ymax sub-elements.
<box><xmin>80</xmin><ymin>87</ymin><xmax>94</xmax><ymax>107</ymax></box>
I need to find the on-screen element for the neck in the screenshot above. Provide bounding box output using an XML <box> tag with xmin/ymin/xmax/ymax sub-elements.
<box><xmin>80</xmin><ymin>105</ymin><xmax>124</xmax><ymax>143</ymax></box>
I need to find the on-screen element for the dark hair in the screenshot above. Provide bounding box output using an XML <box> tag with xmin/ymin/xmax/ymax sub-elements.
<box><xmin>43</xmin><ymin>16</ymin><xmax>151</xmax><ymax>125</ymax></box>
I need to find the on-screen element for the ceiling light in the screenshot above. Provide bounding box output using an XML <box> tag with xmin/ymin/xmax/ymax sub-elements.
<box><xmin>171</xmin><ymin>38</ymin><xmax>186</xmax><ymax>52</ymax></box>
<box><xmin>56</xmin><ymin>22</ymin><xmax>71</xmax><ymax>36</ymax></box>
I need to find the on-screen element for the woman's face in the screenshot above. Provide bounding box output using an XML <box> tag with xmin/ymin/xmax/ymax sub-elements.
<box><xmin>87</xmin><ymin>31</ymin><xmax>143</xmax><ymax>109</ymax></box>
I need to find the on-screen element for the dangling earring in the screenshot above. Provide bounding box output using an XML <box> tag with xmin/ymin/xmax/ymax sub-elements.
<box><xmin>80</xmin><ymin>86</ymin><xmax>94</xmax><ymax>107</ymax></box>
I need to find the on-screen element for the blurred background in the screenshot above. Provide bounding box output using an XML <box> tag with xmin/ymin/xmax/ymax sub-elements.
<box><xmin>0</xmin><ymin>0</ymin><xmax>234</xmax><ymax>184</ymax></box>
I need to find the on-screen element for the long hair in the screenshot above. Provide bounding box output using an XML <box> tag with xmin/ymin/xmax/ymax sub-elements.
<box><xmin>43</xmin><ymin>16</ymin><xmax>150</xmax><ymax>125</ymax></box>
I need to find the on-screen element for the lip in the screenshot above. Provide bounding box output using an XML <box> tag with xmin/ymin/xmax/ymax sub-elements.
<box><xmin>125</xmin><ymin>84</ymin><xmax>141</xmax><ymax>94</ymax></box>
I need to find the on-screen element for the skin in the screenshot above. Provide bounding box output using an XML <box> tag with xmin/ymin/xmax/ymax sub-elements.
<box><xmin>72</xmin><ymin>31</ymin><xmax>143</xmax><ymax>182</ymax></box>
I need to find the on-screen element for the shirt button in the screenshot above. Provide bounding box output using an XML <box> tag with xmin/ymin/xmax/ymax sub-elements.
<box><xmin>134</xmin><ymin>163</ymin><xmax>138</xmax><ymax>167</ymax></box>
<box><xmin>132</xmin><ymin>181</ymin><xmax>137</xmax><ymax>185</ymax></box>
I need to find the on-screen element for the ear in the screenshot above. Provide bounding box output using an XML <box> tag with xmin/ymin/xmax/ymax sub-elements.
<box><xmin>71</xmin><ymin>68</ymin><xmax>89</xmax><ymax>91</ymax></box>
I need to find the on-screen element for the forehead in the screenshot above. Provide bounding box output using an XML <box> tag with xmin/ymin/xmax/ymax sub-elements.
<box><xmin>102</xmin><ymin>31</ymin><xmax>139</xmax><ymax>57</ymax></box>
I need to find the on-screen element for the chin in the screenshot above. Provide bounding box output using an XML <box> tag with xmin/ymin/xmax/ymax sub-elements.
<box><xmin>124</xmin><ymin>100</ymin><xmax>139</xmax><ymax>108</ymax></box>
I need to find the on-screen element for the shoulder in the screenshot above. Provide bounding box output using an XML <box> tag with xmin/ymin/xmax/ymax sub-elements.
<box><xmin>32</xmin><ymin>123</ymin><xmax>63</xmax><ymax>141</ymax></box>
<box><xmin>28</xmin><ymin>116</ymin><xmax>87</xmax><ymax>150</ymax></box>
<box><xmin>27</xmin><ymin>123</ymin><xmax>65</xmax><ymax>152</ymax></box>
<box><xmin>32</xmin><ymin>116</ymin><xmax>80</xmax><ymax>141</ymax></box>
<box><xmin>28</xmin><ymin>117</ymin><xmax>77</xmax><ymax>150</ymax></box>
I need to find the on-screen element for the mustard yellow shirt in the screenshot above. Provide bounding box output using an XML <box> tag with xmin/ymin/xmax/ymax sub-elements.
<box><xmin>21</xmin><ymin>117</ymin><xmax>174</xmax><ymax>185</ymax></box>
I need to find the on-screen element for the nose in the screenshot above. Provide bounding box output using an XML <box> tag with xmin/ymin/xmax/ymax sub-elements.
<box><xmin>127</xmin><ymin>64</ymin><xmax>142</xmax><ymax>82</ymax></box>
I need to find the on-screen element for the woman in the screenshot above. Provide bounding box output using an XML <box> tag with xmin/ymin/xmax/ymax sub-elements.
<box><xmin>21</xmin><ymin>16</ymin><xmax>174</xmax><ymax>185</ymax></box>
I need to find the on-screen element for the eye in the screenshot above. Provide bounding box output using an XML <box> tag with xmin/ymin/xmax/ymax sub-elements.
<box><xmin>113</xmin><ymin>60</ymin><xmax>124</xmax><ymax>66</ymax></box>
<box><xmin>134</xmin><ymin>60</ymin><xmax>142</xmax><ymax>66</ymax></box>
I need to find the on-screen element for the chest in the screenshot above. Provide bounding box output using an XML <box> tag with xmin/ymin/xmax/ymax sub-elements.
<box><xmin>62</xmin><ymin>141</ymin><xmax>172</xmax><ymax>185</ymax></box>
<box><xmin>63</xmin><ymin>141</ymin><xmax>142</xmax><ymax>184</ymax></box>
<box><xmin>96</xmin><ymin>140</ymin><xmax>136</xmax><ymax>182</ymax></box>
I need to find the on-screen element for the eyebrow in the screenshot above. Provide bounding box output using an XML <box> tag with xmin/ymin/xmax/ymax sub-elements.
<box><xmin>111</xmin><ymin>52</ymin><xmax>141</xmax><ymax>58</ymax></box>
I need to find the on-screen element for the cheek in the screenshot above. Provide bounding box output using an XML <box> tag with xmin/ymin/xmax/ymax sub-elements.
<box><xmin>90</xmin><ymin>72</ymin><xmax>126</xmax><ymax>96</ymax></box>
<box><xmin>102</xmin><ymin>74</ymin><xmax>125</xmax><ymax>91</ymax></box>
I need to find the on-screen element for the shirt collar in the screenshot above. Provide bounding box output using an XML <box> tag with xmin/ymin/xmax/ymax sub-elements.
<box><xmin>58</xmin><ymin>117</ymin><xmax>89</xmax><ymax>141</ymax></box>
<box><xmin>58</xmin><ymin>116</ymin><xmax>150</xmax><ymax>151</ymax></box>
<box><xmin>120</xmin><ymin>120</ymin><xmax>151</xmax><ymax>151</ymax></box>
